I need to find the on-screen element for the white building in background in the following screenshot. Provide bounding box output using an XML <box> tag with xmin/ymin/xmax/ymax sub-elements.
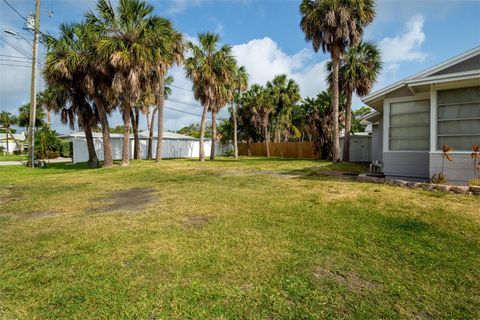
<box><xmin>0</xmin><ymin>132</ymin><xmax>26</xmax><ymax>154</ymax></box>
<box><xmin>62</xmin><ymin>131</ymin><xmax>231</xmax><ymax>164</ymax></box>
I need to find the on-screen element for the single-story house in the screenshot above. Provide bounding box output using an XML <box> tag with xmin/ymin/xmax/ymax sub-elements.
<box><xmin>361</xmin><ymin>46</ymin><xmax>480</xmax><ymax>184</ymax></box>
<box><xmin>62</xmin><ymin>131</ymin><xmax>230</xmax><ymax>164</ymax></box>
<box><xmin>0</xmin><ymin>132</ymin><xmax>26</xmax><ymax>154</ymax></box>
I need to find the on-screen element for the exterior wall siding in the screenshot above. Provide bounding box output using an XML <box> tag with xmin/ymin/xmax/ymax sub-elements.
<box><xmin>371</xmin><ymin>119</ymin><xmax>383</xmax><ymax>162</ymax></box>
<box><xmin>431</xmin><ymin>55</ymin><xmax>480</xmax><ymax>76</ymax></box>
<box><xmin>383</xmin><ymin>151</ymin><xmax>430</xmax><ymax>179</ymax></box>
<box><xmin>429</xmin><ymin>153</ymin><xmax>477</xmax><ymax>184</ymax></box>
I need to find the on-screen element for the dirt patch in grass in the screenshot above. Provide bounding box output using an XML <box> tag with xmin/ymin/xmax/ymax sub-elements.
<box><xmin>183</xmin><ymin>215</ymin><xmax>210</xmax><ymax>228</ymax></box>
<box><xmin>0</xmin><ymin>210</ymin><xmax>61</xmax><ymax>220</ymax></box>
<box><xmin>91</xmin><ymin>188</ymin><xmax>159</xmax><ymax>213</ymax></box>
<box><xmin>0</xmin><ymin>195</ymin><xmax>17</xmax><ymax>205</ymax></box>
<box><xmin>313</xmin><ymin>266</ymin><xmax>380</xmax><ymax>294</ymax></box>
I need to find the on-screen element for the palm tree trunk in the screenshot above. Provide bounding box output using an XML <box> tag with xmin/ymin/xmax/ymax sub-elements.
<box><xmin>199</xmin><ymin>105</ymin><xmax>207</xmax><ymax>162</ymax></box>
<box><xmin>95</xmin><ymin>99</ymin><xmax>113</xmax><ymax>167</ymax></box>
<box><xmin>247</xmin><ymin>138</ymin><xmax>251</xmax><ymax>157</ymax></box>
<box><xmin>131</xmin><ymin>108</ymin><xmax>140</xmax><ymax>160</ymax></box>
<box><xmin>155</xmin><ymin>77</ymin><xmax>165</xmax><ymax>162</ymax></box>
<box><xmin>122</xmin><ymin>102</ymin><xmax>131</xmax><ymax>166</ymax></box>
<box><xmin>5</xmin><ymin>128</ymin><xmax>9</xmax><ymax>154</ymax></box>
<box><xmin>84</xmin><ymin>120</ymin><xmax>99</xmax><ymax>168</ymax></box>
<box><xmin>210</xmin><ymin>111</ymin><xmax>217</xmax><ymax>160</ymax></box>
<box><xmin>264</xmin><ymin>124</ymin><xmax>270</xmax><ymax>157</ymax></box>
<box><xmin>148</xmin><ymin>107</ymin><xmax>157</xmax><ymax>160</ymax></box>
<box><xmin>343</xmin><ymin>90</ymin><xmax>353</xmax><ymax>162</ymax></box>
<box><xmin>331</xmin><ymin>48</ymin><xmax>341</xmax><ymax>162</ymax></box>
<box><xmin>6</xmin><ymin>129</ymin><xmax>21</xmax><ymax>152</ymax></box>
<box><xmin>146</xmin><ymin>109</ymin><xmax>150</xmax><ymax>132</ymax></box>
<box><xmin>47</xmin><ymin>109</ymin><xmax>51</xmax><ymax>127</ymax></box>
<box><xmin>232</xmin><ymin>102</ymin><xmax>239</xmax><ymax>159</ymax></box>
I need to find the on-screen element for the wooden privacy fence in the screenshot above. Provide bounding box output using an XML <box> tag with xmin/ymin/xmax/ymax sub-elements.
<box><xmin>238</xmin><ymin>142</ymin><xmax>319</xmax><ymax>159</ymax></box>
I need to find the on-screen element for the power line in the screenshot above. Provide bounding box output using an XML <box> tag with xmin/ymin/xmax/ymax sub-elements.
<box><xmin>166</xmin><ymin>97</ymin><xmax>203</xmax><ymax>109</ymax></box>
<box><xmin>0</xmin><ymin>58</ymin><xmax>33</xmax><ymax>63</ymax></box>
<box><xmin>164</xmin><ymin>105</ymin><xmax>204</xmax><ymax>118</ymax></box>
<box><xmin>0</xmin><ymin>54</ymin><xmax>31</xmax><ymax>60</ymax></box>
<box><xmin>170</xmin><ymin>84</ymin><xmax>193</xmax><ymax>92</ymax></box>
<box><xmin>0</xmin><ymin>36</ymin><xmax>42</xmax><ymax>67</ymax></box>
<box><xmin>2</xmin><ymin>0</ymin><xmax>47</xmax><ymax>37</ymax></box>
<box><xmin>0</xmin><ymin>63</ymin><xmax>31</xmax><ymax>67</ymax></box>
<box><xmin>0</xmin><ymin>36</ymin><xmax>32</xmax><ymax>59</ymax></box>
<box><xmin>2</xmin><ymin>0</ymin><xmax>29</xmax><ymax>24</ymax></box>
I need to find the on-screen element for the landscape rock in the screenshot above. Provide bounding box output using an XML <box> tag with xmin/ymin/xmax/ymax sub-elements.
<box><xmin>434</xmin><ymin>184</ymin><xmax>451</xmax><ymax>192</ymax></box>
<box><xmin>469</xmin><ymin>186</ymin><xmax>480</xmax><ymax>195</ymax></box>
<box><xmin>451</xmin><ymin>186</ymin><xmax>470</xmax><ymax>194</ymax></box>
<box><xmin>420</xmin><ymin>183</ymin><xmax>435</xmax><ymax>190</ymax></box>
<box><xmin>392</xmin><ymin>179</ymin><xmax>408</xmax><ymax>187</ymax></box>
<box><xmin>406</xmin><ymin>182</ymin><xmax>421</xmax><ymax>188</ymax></box>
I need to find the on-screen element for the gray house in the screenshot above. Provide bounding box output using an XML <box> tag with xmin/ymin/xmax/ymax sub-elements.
<box><xmin>362</xmin><ymin>46</ymin><xmax>480</xmax><ymax>184</ymax></box>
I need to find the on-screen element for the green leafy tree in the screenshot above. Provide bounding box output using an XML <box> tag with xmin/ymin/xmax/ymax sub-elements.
<box><xmin>176</xmin><ymin>123</ymin><xmax>212</xmax><ymax>139</ymax></box>
<box><xmin>302</xmin><ymin>90</ymin><xmax>346</xmax><ymax>159</ymax></box>
<box><xmin>351</xmin><ymin>106</ymin><xmax>373</xmax><ymax>133</ymax></box>
<box><xmin>300</xmin><ymin>0</ymin><xmax>375</xmax><ymax>162</ymax></box>
<box><xmin>266</xmin><ymin>74</ymin><xmax>301</xmax><ymax>142</ymax></box>
<box><xmin>18</xmin><ymin>102</ymin><xmax>46</xmax><ymax>132</ymax></box>
<box><xmin>34</xmin><ymin>124</ymin><xmax>63</xmax><ymax>160</ymax></box>
<box><xmin>241</xmin><ymin>84</ymin><xmax>275</xmax><ymax>157</ymax></box>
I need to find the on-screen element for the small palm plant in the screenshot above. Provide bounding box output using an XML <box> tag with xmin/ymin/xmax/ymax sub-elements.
<box><xmin>470</xmin><ymin>144</ymin><xmax>480</xmax><ymax>186</ymax></box>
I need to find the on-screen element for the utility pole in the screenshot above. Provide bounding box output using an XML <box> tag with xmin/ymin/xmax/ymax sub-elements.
<box><xmin>27</xmin><ymin>0</ymin><xmax>41</xmax><ymax>168</ymax></box>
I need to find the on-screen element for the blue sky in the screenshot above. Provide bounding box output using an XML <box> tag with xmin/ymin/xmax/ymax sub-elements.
<box><xmin>0</xmin><ymin>0</ymin><xmax>479</xmax><ymax>133</ymax></box>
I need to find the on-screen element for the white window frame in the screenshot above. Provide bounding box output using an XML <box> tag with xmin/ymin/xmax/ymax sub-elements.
<box><xmin>383</xmin><ymin>92</ymin><xmax>430</xmax><ymax>153</ymax></box>
<box><xmin>432</xmin><ymin>80</ymin><xmax>480</xmax><ymax>154</ymax></box>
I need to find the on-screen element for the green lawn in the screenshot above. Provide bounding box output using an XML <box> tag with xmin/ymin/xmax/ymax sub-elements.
<box><xmin>0</xmin><ymin>158</ymin><xmax>479</xmax><ymax>319</ymax></box>
<box><xmin>0</xmin><ymin>153</ymin><xmax>27</xmax><ymax>161</ymax></box>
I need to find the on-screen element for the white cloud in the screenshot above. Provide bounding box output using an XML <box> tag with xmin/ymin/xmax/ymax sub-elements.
<box><xmin>164</xmin><ymin>0</ymin><xmax>203</xmax><ymax>15</ymax></box>
<box><xmin>232</xmin><ymin>37</ymin><xmax>328</xmax><ymax>98</ymax></box>
<box><xmin>379</xmin><ymin>14</ymin><xmax>428</xmax><ymax>63</ymax></box>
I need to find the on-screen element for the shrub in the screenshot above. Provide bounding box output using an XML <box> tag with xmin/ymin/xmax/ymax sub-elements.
<box><xmin>431</xmin><ymin>173</ymin><xmax>447</xmax><ymax>184</ymax></box>
<box><xmin>12</xmin><ymin>150</ymin><xmax>22</xmax><ymax>155</ymax></box>
<box><xmin>34</xmin><ymin>124</ymin><xmax>63</xmax><ymax>160</ymax></box>
<box><xmin>0</xmin><ymin>146</ymin><xmax>5</xmax><ymax>153</ymax></box>
<box><xmin>469</xmin><ymin>178</ymin><xmax>480</xmax><ymax>186</ymax></box>
<box><xmin>60</xmin><ymin>141</ymin><xmax>71</xmax><ymax>158</ymax></box>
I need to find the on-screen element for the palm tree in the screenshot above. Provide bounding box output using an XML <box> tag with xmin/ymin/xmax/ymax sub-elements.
<box><xmin>90</xmin><ymin>0</ymin><xmax>161</xmax><ymax>166</ymax></box>
<box><xmin>0</xmin><ymin>112</ymin><xmax>20</xmax><ymax>154</ymax></box>
<box><xmin>150</xmin><ymin>18</ymin><xmax>184</xmax><ymax>162</ymax></box>
<box><xmin>37</xmin><ymin>90</ymin><xmax>54</xmax><ymax>127</ymax></box>
<box><xmin>185</xmin><ymin>32</ymin><xmax>236</xmax><ymax>161</ymax></box>
<box><xmin>242</xmin><ymin>84</ymin><xmax>275</xmax><ymax>157</ymax></box>
<box><xmin>303</xmin><ymin>90</ymin><xmax>346</xmax><ymax>159</ymax></box>
<box><xmin>147</xmin><ymin>76</ymin><xmax>173</xmax><ymax>160</ymax></box>
<box><xmin>230</xmin><ymin>66</ymin><xmax>249</xmax><ymax>159</ymax></box>
<box><xmin>300</xmin><ymin>0</ymin><xmax>375</xmax><ymax>162</ymax></box>
<box><xmin>43</xmin><ymin>22</ymin><xmax>100</xmax><ymax>168</ymax></box>
<box><xmin>266</xmin><ymin>74</ymin><xmax>301</xmax><ymax>142</ymax></box>
<box><xmin>327</xmin><ymin>41</ymin><xmax>381</xmax><ymax>161</ymax></box>
<box><xmin>18</xmin><ymin>102</ymin><xmax>46</xmax><ymax>133</ymax></box>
